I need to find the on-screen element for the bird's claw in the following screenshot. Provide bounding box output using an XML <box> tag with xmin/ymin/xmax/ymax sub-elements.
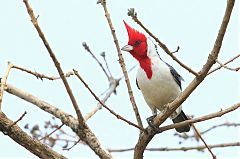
<box><xmin>146</xmin><ymin>115</ymin><xmax>162</xmax><ymax>133</ymax></box>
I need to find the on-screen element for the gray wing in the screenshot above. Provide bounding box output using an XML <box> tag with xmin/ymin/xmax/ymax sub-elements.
<box><xmin>165</xmin><ymin>62</ymin><xmax>184</xmax><ymax>90</ymax></box>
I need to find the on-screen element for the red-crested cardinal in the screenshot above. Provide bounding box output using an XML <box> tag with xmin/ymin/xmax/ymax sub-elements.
<box><xmin>121</xmin><ymin>21</ymin><xmax>190</xmax><ymax>133</ymax></box>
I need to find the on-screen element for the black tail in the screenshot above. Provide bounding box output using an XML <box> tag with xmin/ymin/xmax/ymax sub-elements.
<box><xmin>172</xmin><ymin>111</ymin><xmax>191</xmax><ymax>133</ymax></box>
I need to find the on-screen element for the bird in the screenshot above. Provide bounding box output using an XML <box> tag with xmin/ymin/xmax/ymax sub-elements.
<box><xmin>121</xmin><ymin>21</ymin><xmax>190</xmax><ymax>133</ymax></box>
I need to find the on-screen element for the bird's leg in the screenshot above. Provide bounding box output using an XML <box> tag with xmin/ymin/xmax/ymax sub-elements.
<box><xmin>146</xmin><ymin>109</ymin><xmax>162</xmax><ymax>133</ymax></box>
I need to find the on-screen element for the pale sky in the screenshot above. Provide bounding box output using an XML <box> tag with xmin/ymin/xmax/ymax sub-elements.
<box><xmin>0</xmin><ymin>1</ymin><xmax>239</xmax><ymax>159</ymax></box>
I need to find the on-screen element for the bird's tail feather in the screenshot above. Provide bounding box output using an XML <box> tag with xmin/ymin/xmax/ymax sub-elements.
<box><xmin>172</xmin><ymin>110</ymin><xmax>191</xmax><ymax>133</ymax></box>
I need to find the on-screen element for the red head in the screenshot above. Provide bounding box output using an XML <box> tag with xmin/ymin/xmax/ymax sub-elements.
<box><xmin>121</xmin><ymin>21</ymin><xmax>152</xmax><ymax>79</ymax></box>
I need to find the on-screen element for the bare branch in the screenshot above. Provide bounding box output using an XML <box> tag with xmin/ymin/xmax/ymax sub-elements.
<box><xmin>159</xmin><ymin>102</ymin><xmax>240</xmax><ymax>132</ymax></box>
<box><xmin>63</xmin><ymin>138</ymin><xmax>81</xmax><ymax>151</ymax></box>
<box><xmin>82</xmin><ymin>42</ymin><xmax>110</xmax><ymax>80</ymax></box>
<box><xmin>9</xmin><ymin>111</ymin><xmax>27</xmax><ymax>128</ymax></box>
<box><xmin>215</xmin><ymin>59</ymin><xmax>239</xmax><ymax>71</ymax></box>
<box><xmin>208</xmin><ymin>53</ymin><xmax>240</xmax><ymax>75</ymax></box>
<box><xmin>23</xmin><ymin>0</ymin><xmax>85</xmax><ymax>125</ymax></box>
<box><xmin>39</xmin><ymin>123</ymin><xmax>64</xmax><ymax>141</ymax></box>
<box><xmin>0</xmin><ymin>112</ymin><xmax>67</xmax><ymax>159</ymax></box>
<box><xmin>191</xmin><ymin>124</ymin><xmax>216</xmax><ymax>159</ymax></box>
<box><xmin>5</xmin><ymin>83</ymin><xmax>113</xmax><ymax>158</ymax></box>
<box><xmin>176</xmin><ymin>122</ymin><xmax>240</xmax><ymax>140</ymax></box>
<box><xmin>127</xmin><ymin>8</ymin><xmax>199</xmax><ymax>77</ymax></box>
<box><xmin>99</xmin><ymin>0</ymin><xmax>143</xmax><ymax>129</ymax></box>
<box><xmin>0</xmin><ymin>62</ymin><xmax>13</xmax><ymax>109</ymax></box>
<box><xmin>84</xmin><ymin>78</ymin><xmax>119</xmax><ymax>121</ymax></box>
<box><xmin>108</xmin><ymin>142</ymin><xmax>240</xmax><ymax>152</ymax></box>
<box><xmin>12</xmin><ymin>64</ymin><xmax>74</xmax><ymax>81</ymax></box>
<box><xmin>73</xmin><ymin>69</ymin><xmax>145</xmax><ymax>131</ymax></box>
<box><xmin>101</xmin><ymin>51</ymin><xmax>113</xmax><ymax>78</ymax></box>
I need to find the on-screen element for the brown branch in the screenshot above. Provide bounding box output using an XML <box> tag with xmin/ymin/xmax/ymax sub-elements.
<box><xmin>0</xmin><ymin>62</ymin><xmax>13</xmax><ymax>109</ymax></box>
<box><xmin>201</xmin><ymin>122</ymin><xmax>240</xmax><ymax>135</ymax></box>
<box><xmin>108</xmin><ymin>142</ymin><xmax>240</xmax><ymax>152</ymax></box>
<box><xmin>101</xmin><ymin>52</ymin><xmax>113</xmax><ymax>77</ymax></box>
<box><xmin>39</xmin><ymin>123</ymin><xmax>64</xmax><ymax>141</ymax></box>
<box><xmin>82</xmin><ymin>42</ymin><xmax>110</xmax><ymax>80</ymax></box>
<box><xmin>0</xmin><ymin>112</ymin><xmax>67</xmax><ymax>159</ymax></box>
<box><xmin>208</xmin><ymin>53</ymin><xmax>240</xmax><ymax>75</ymax></box>
<box><xmin>127</xmin><ymin>8</ymin><xmax>199</xmax><ymax>77</ymax></box>
<box><xmin>99</xmin><ymin>0</ymin><xmax>143</xmax><ymax>129</ymax></box>
<box><xmin>9</xmin><ymin>111</ymin><xmax>27</xmax><ymax>128</ymax></box>
<box><xmin>176</xmin><ymin>122</ymin><xmax>240</xmax><ymax>141</ymax></box>
<box><xmin>158</xmin><ymin>102</ymin><xmax>240</xmax><ymax>132</ymax></box>
<box><xmin>134</xmin><ymin>1</ymin><xmax>235</xmax><ymax>158</ymax></box>
<box><xmin>84</xmin><ymin>77</ymin><xmax>119</xmax><ymax>121</ymax></box>
<box><xmin>12</xmin><ymin>64</ymin><xmax>74</xmax><ymax>81</ymax></box>
<box><xmin>23</xmin><ymin>0</ymin><xmax>84</xmax><ymax>125</ymax></box>
<box><xmin>215</xmin><ymin>59</ymin><xmax>239</xmax><ymax>71</ymax></box>
<box><xmin>73</xmin><ymin>69</ymin><xmax>145</xmax><ymax>131</ymax></box>
<box><xmin>5</xmin><ymin>83</ymin><xmax>113</xmax><ymax>158</ymax></box>
<box><xmin>191</xmin><ymin>124</ymin><xmax>216</xmax><ymax>159</ymax></box>
<box><xmin>84</xmin><ymin>64</ymin><xmax>136</xmax><ymax>121</ymax></box>
<box><xmin>63</xmin><ymin>138</ymin><xmax>81</xmax><ymax>151</ymax></box>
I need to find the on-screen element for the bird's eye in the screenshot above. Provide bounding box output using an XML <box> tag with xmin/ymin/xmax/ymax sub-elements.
<box><xmin>134</xmin><ymin>40</ymin><xmax>141</xmax><ymax>46</ymax></box>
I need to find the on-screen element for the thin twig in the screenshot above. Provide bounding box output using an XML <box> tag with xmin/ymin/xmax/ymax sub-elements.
<box><xmin>0</xmin><ymin>62</ymin><xmax>13</xmax><ymax>109</ymax></box>
<box><xmin>208</xmin><ymin>53</ymin><xmax>240</xmax><ymax>75</ymax></box>
<box><xmin>82</xmin><ymin>42</ymin><xmax>110</xmax><ymax>80</ymax></box>
<box><xmin>63</xmin><ymin>138</ymin><xmax>81</xmax><ymax>151</ymax></box>
<box><xmin>12</xmin><ymin>64</ymin><xmax>74</xmax><ymax>81</ymax></box>
<box><xmin>101</xmin><ymin>52</ymin><xmax>113</xmax><ymax>77</ymax></box>
<box><xmin>73</xmin><ymin>69</ymin><xmax>145</xmax><ymax>131</ymax></box>
<box><xmin>108</xmin><ymin>142</ymin><xmax>240</xmax><ymax>152</ymax></box>
<box><xmin>23</xmin><ymin>0</ymin><xmax>84</xmax><ymax>125</ymax></box>
<box><xmin>215</xmin><ymin>59</ymin><xmax>239</xmax><ymax>71</ymax></box>
<box><xmin>191</xmin><ymin>124</ymin><xmax>216</xmax><ymax>159</ymax></box>
<box><xmin>39</xmin><ymin>123</ymin><xmax>64</xmax><ymax>141</ymax></box>
<box><xmin>202</xmin><ymin>122</ymin><xmax>240</xmax><ymax>135</ymax></box>
<box><xmin>127</xmin><ymin>8</ymin><xmax>199</xmax><ymax>77</ymax></box>
<box><xmin>175</xmin><ymin>122</ymin><xmax>240</xmax><ymax>140</ymax></box>
<box><xmin>8</xmin><ymin>111</ymin><xmax>27</xmax><ymax>128</ymax></box>
<box><xmin>99</xmin><ymin>0</ymin><xmax>143</xmax><ymax>129</ymax></box>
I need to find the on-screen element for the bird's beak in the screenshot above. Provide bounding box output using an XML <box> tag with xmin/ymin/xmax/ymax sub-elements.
<box><xmin>121</xmin><ymin>45</ymin><xmax>133</xmax><ymax>52</ymax></box>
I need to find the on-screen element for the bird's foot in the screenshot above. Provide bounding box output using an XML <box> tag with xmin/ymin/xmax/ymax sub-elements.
<box><xmin>146</xmin><ymin>115</ymin><xmax>162</xmax><ymax>133</ymax></box>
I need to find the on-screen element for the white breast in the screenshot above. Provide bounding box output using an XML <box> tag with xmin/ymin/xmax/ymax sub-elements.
<box><xmin>137</xmin><ymin>56</ymin><xmax>182</xmax><ymax>117</ymax></box>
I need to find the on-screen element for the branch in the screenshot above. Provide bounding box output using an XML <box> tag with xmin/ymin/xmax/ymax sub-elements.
<box><xmin>158</xmin><ymin>102</ymin><xmax>240</xmax><ymax>132</ymax></box>
<box><xmin>23</xmin><ymin>0</ymin><xmax>84</xmax><ymax>125</ymax></box>
<box><xmin>127</xmin><ymin>9</ymin><xmax>199</xmax><ymax>77</ymax></box>
<box><xmin>12</xmin><ymin>64</ymin><xmax>74</xmax><ymax>81</ymax></box>
<box><xmin>108</xmin><ymin>142</ymin><xmax>240</xmax><ymax>152</ymax></box>
<box><xmin>73</xmin><ymin>69</ymin><xmax>145</xmax><ymax>131</ymax></box>
<box><xmin>176</xmin><ymin>122</ymin><xmax>240</xmax><ymax>140</ymax></box>
<box><xmin>39</xmin><ymin>123</ymin><xmax>64</xmax><ymax>141</ymax></box>
<box><xmin>84</xmin><ymin>77</ymin><xmax>119</xmax><ymax>121</ymax></box>
<box><xmin>191</xmin><ymin>124</ymin><xmax>216</xmax><ymax>159</ymax></box>
<box><xmin>82</xmin><ymin>42</ymin><xmax>110</xmax><ymax>80</ymax></box>
<box><xmin>5</xmin><ymin>83</ymin><xmax>113</xmax><ymax>158</ymax></box>
<box><xmin>99</xmin><ymin>0</ymin><xmax>143</xmax><ymax>129</ymax></box>
<box><xmin>0</xmin><ymin>62</ymin><xmax>13</xmax><ymax>109</ymax></box>
<box><xmin>134</xmin><ymin>1</ymin><xmax>235</xmax><ymax>158</ymax></box>
<box><xmin>0</xmin><ymin>112</ymin><xmax>67</xmax><ymax>159</ymax></box>
<box><xmin>9</xmin><ymin>111</ymin><xmax>27</xmax><ymax>127</ymax></box>
<box><xmin>208</xmin><ymin>53</ymin><xmax>240</xmax><ymax>75</ymax></box>
<box><xmin>215</xmin><ymin>59</ymin><xmax>239</xmax><ymax>71</ymax></box>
